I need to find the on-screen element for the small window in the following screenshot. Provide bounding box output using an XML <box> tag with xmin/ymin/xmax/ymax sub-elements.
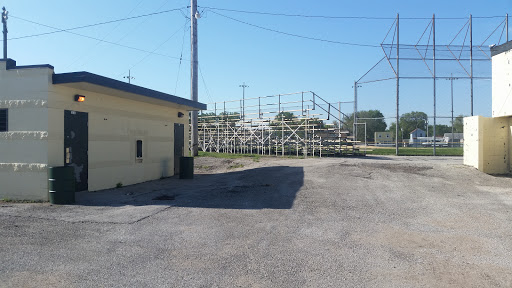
<box><xmin>386</xmin><ymin>134</ymin><xmax>389</xmax><ymax>138</ymax></box>
<box><xmin>0</xmin><ymin>109</ymin><xmax>7</xmax><ymax>132</ymax></box>
<box><xmin>136</xmin><ymin>140</ymin><xmax>143</xmax><ymax>158</ymax></box>
<box><xmin>378</xmin><ymin>134</ymin><xmax>381</xmax><ymax>138</ymax></box>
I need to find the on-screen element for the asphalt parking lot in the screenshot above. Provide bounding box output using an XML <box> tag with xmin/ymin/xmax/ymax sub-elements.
<box><xmin>1</xmin><ymin>155</ymin><xmax>512</xmax><ymax>287</ymax></box>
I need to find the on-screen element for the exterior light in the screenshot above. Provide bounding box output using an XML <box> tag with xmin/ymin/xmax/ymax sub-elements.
<box><xmin>74</xmin><ymin>95</ymin><xmax>85</xmax><ymax>102</ymax></box>
<box><xmin>178</xmin><ymin>112</ymin><xmax>184</xmax><ymax>118</ymax></box>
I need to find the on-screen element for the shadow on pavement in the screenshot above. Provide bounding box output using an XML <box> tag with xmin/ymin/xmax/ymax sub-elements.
<box><xmin>75</xmin><ymin>166</ymin><xmax>304</xmax><ymax>210</ymax></box>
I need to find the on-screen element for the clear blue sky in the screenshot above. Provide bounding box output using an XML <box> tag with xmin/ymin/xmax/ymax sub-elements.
<box><xmin>1</xmin><ymin>0</ymin><xmax>510</xmax><ymax>126</ymax></box>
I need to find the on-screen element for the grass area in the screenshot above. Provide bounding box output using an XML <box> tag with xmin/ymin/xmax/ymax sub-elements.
<box><xmin>198</xmin><ymin>148</ymin><xmax>463</xmax><ymax>158</ymax></box>
<box><xmin>365</xmin><ymin>147</ymin><xmax>463</xmax><ymax>156</ymax></box>
<box><xmin>228</xmin><ymin>163</ymin><xmax>245</xmax><ymax>169</ymax></box>
<box><xmin>197</xmin><ymin>151</ymin><xmax>261</xmax><ymax>162</ymax></box>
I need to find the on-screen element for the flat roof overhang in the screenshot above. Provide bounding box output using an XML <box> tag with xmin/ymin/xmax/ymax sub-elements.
<box><xmin>52</xmin><ymin>72</ymin><xmax>206</xmax><ymax>111</ymax></box>
<box><xmin>491</xmin><ymin>41</ymin><xmax>512</xmax><ymax>57</ymax></box>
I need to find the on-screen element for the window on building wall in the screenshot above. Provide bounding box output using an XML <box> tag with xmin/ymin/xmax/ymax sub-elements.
<box><xmin>136</xmin><ymin>140</ymin><xmax>143</xmax><ymax>158</ymax></box>
<box><xmin>386</xmin><ymin>134</ymin><xmax>390</xmax><ymax>138</ymax></box>
<box><xmin>378</xmin><ymin>134</ymin><xmax>382</xmax><ymax>138</ymax></box>
<box><xmin>0</xmin><ymin>109</ymin><xmax>7</xmax><ymax>132</ymax></box>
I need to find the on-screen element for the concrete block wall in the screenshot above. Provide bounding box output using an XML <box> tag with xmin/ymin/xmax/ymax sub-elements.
<box><xmin>0</xmin><ymin>60</ymin><xmax>52</xmax><ymax>200</ymax></box>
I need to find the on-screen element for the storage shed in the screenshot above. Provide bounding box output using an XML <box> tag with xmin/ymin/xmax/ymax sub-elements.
<box><xmin>0</xmin><ymin>59</ymin><xmax>206</xmax><ymax>200</ymax></box>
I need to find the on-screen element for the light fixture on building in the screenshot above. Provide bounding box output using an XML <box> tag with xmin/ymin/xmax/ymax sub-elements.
<box><xmin>178</xmin><ymin>112</ymin><xmax>184</xmax><ymax>118</ymax></box>
<box><xmin>74</xmin><ymin>95</ymin><xmax>85</xmax><ymax>102</ymax></box>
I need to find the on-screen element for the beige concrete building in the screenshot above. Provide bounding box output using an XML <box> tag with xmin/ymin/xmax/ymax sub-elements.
<box><xmin>464</xmin><ymin>41</ymin><xmax>512</xmax><ymax>174</ymax></box>
<box><xmin>0</xmin><ymin>59</ymin><xmax>205</xmax><ymax>200</ymax></box>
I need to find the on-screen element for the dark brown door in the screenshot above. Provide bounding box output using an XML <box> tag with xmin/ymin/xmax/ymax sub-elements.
<box><xmin>64</xmin><ymin>110</ymin><xmax>88</xmax><ymax>191</ymax></box>
<box><xmin>174</xmin><ymin>123</ymin><xmax>184</xmax><ymax>175</ymax></box>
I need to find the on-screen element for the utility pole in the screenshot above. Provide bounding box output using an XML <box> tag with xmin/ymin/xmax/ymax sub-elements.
<box><xmin>123</xmin><ymin>70</ymin><xmax>135</xmax><ymax>84</ymax></box>
<box><xmin>2</xmin><ymin>7</ymin><xmax>8</xmax><ymax>60</ymax></box>
<box><xmin>239</xmin><ymin>82</ymin><xmax>249</xmax><ymax>121</ymax></box>
<box><xmin>190</xmin><ymin>0</ymin><xmax>199</xmax><ymax>156</ymax></box>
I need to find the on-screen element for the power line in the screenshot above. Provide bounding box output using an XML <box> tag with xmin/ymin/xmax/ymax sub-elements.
<box><xmin>209</xmin><ymin>10</ymin><xmax>381</xmax><ymax>48</ymax></box>
<box><xmin>199</xmin><ymin>64</ymin><xmax>214</xmax><ymax>103</ymax></box>
<box><xmin>5</xmin><ymin>7</ymin><xmax>186</xmax><ymax>41</ymax></box>
<box><xmin>4</xmin><ymin>16</ymin><xmax>188</xmax><ymax>62</ymax></box>
<box><xmin>201</xmin><ymin>6</ymin><xmax>508</xmax><ymax>20</ymax></box>
<box><xmin>116</xmin><ymin>21</ymin><xmax>189</xmax><ymax>78</ymax></box>
<box><xmin>64</xmin><ymin>0</ymin><xmax>148</xmax><ymax>70</ymax></box>
<box><xmin>175</xmin><ymin>22</ymin><xmax>189</xmax><ymax>95</ymax></box>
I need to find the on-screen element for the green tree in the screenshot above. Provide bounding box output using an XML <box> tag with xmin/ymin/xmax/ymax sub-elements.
<box><xmin>452</xmin><ymin>115</ymin><xmax>464</xmax><ymax>133</ymax></box>
<box><xmin>387</xmin><ymin>122</ymin><xmax>405</xmax><ymax>141</ymax></box>
<box><xmin>428</xmin><ymin>124</ymin><xmax>451</xmax><ymax>137</ymax></box>
<box><xmin>342</xmin><ymin>110</ymin><xmax>387</xmax><ymax>142</ymax></box>
<box><xmin>399</xmin><ymin>111</ymin><xmax>428</xmax><ymax>137</ymax></box>
<box><xmin>219</xmin><ymin>111</ymin><xmax>241</xmax><ymax>121</ymax></box>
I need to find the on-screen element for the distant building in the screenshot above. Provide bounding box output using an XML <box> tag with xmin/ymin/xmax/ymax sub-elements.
<box><xmin>409</xmin><ymin>128</ymin><xmax>426</xmax><ymax>147</ymax></box>
<box><xmin>374</xmin><ymin>132</ymin><xmax>393</xmax><ymax>145</ymax></box>
<box><xmin>443</xmin><ymin>132</ymin><xmax>463</xmax><ymax>147</ymax></box>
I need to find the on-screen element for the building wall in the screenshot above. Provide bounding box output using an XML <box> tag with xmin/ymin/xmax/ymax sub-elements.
<box><xmin>374</xmin><ymin>132</ymin><xmax>392</xmax><ymax>143</ymax></box>
<box><xmin>0</xmin><ymin>61</ymin><xmax>52</xmax><ymax>200</ymax></box>
<box><xmin>492</xmin><ymin>47</ymin><xmax>512</xmax><ymax>117</ymax></box>
<box><xmin>48</xmin><ymin>85</ymin><xmax>189</xmax><ymax>191</ymax></box>
<box><xmin>464</xmin><ymin>116</ymin><xmax>509</xmax><ymax>174</ymax></box>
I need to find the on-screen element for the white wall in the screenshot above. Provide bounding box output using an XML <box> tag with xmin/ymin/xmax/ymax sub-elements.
<box><xmin>492</xmin><ymin>48</ymin><xmax>512</xmax><ymax>117</ymax></box>
<box><xmin>0</xmin><ymin>61</ymin><xmax>52</xmax><ymax>200</ymax></box>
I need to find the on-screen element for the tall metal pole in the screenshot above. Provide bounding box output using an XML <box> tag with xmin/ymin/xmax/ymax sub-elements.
<box><xmin>190</xmin><ymin>0</ymin><xmax>199</xmax><ymax>156</ymax></box>
<box><xmin>239</xmin><ymin>82</ymin><xmax>248</xmax><ymax>121</ymax></box>
<box><xmin>433</xmin><ymin>14</ymin><xmax>437</xmax><ymax>156</ymax></box>
<box><xmin>354</xmin><ymin>81</ymin><xmax>358</xmax><ymax>143</ymax></box>
<box><xmin>470</xmin><ymin>14</ymin><xmax>473</xmax><ymax>116</ymax></box>
<box><xmin>507</xmin><ymin>14</ymin><xmax>509</xmax><ymax>42</ymax></box>
<box><xmin>2</xmin><ymin>7</ymin><xmax>7</xmax><ymax>60</ymax></box>
<box><xmin>395</xmin><ymin>13</ymin><xmax>400</xmax><ymax>155</ymax></box>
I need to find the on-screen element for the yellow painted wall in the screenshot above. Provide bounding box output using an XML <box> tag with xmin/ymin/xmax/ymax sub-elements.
<box><xmin>0</xmin><ymin>61</ymin><xmax>51</xmax><ymax>200</ymax></box>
